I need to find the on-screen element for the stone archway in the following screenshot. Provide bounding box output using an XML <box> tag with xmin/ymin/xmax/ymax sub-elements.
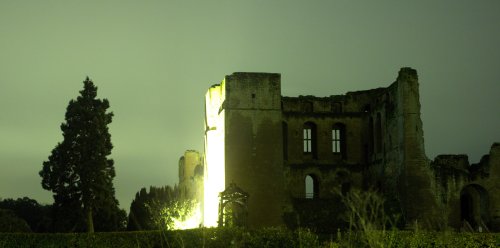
<box><xmin>460</xmin><ymin>184</ymin><xmax>489</xmax><ymax>231</ymax></box>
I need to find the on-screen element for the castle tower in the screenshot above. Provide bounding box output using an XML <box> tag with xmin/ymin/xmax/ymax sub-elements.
<box><xmin>204</xmin><ymin>73</ymin><xmax>286</xmax><ymax>227</ymax></box>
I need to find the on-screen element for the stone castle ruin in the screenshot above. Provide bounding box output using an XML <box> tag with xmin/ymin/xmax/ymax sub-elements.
<box><xmin>179</xmin><ymin>68</ymin><xmax>500</xmax><ymax>232</ymax></box>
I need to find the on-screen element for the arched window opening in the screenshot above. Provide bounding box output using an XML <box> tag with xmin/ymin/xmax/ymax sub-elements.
<box><xmin>305</xmin><ymin>175</ymin><xmax>319</xmax><ymax>199</ymax></box>
<box><xmin>303</xmin><ymin>122</ymin><xmax>316</xmax><ymax>157</ymax></box>
<box><xmin>460</xmin><ymin>184</ymin><xmax>490</xmax><ymax>231</ymax></box>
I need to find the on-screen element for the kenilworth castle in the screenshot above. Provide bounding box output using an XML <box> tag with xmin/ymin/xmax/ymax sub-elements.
<box><xmin>177</xmin><ymin>68</ymin><xmax>499</xmax><ymax>232</ymax></box>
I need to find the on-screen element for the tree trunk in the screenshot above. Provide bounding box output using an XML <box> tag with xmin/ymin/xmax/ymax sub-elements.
<box><xmin>86</xmin><ymin>206</ymin><xmax>94</xmax><ymax>233</ymax></box>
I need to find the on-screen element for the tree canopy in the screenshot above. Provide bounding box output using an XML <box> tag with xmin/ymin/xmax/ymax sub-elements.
<box><xmin>127</xmin><ymin>185</ymin><xmax>180</xmax><ymax>231</ymax></box>
<box><xmin>0</xmin><ymin>197</ymin><xmax>51</xmax><ymax>232</ymax></box>
<box><xmin>0</xmin><ymin>208</ymin><xmax>32</xmax><ymax>233</ymax></box>
<box><xmin>40</xmin><ymin>77</ymin><xmax>125</xmax><ymax>232</ymax></box>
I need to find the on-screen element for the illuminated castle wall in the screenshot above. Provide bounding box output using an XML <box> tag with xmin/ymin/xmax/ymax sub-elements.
<box><xmin>203</xmin><ymin>82</ymin><xmax>226</xmax><ymax>227</ymax></box>
<box><xmin>203</xmin><ymin>73</ymin><xmax>287</xmax><ymax>227</ymax></box>
<box><xmin>201</xmin><ymin>68</ymin><xmax>500</xmax><ymax>231</ymax></box>
<box><xmin>178</xmin><ymin>150</ymin><xmax>203</xmax><ymax>201</ymax></box>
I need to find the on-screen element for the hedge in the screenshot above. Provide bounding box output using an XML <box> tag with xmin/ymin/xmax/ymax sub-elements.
<box><xmin>0</xmin><ymin>228</ymin><xmax>499</xmax><ymax>248</ymax></box>
<box><xmin>0</xmin><ymin>228</ymin><xmax>318</xmax><ymax>248</ymax></box>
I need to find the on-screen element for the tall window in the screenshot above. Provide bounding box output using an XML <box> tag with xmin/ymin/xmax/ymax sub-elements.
<box><xmin>332</xmin><ymin>128</ymin><xmax>341</xmax><ymax>153</ymax></box>
<box><xmin>332</xmin><ymin>123</ymin><xmax>346</xmax><ymax>157</ymax></box>
<box><xmin>303</xmin><ymin>122</ymin><xmax>316</xmax><ymax>157</ymax></box>
<box><xmin>303</xmin><ymin>122</ymin><xmax>316</xmax><ymax>153</ymax></box>
<box><xmin>303</xmin><ymin>128</ymin><xmax>312</xmax><ymax>153</ymax></box>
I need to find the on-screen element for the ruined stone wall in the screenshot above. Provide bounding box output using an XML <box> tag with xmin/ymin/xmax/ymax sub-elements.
<box><xmin>280</xmin><ymin>68</ymin><xmax>439</xmax><ymax>228</ymax></box>
<box><xmin>223</xmin><ymin>72</ymin><xmax>287</xmax><ymax>228</ymax></box>
<box><xmin>374</xmin><ymin>68</ymin><xmax>437</xmax><ymax>227</ymax></box>
<box><xmin>463</xmin><ymin>143</ymin><xmax>500</xmax><ymax>231</ymax></box>
<box><xmin>430</xmin><ymin>143</ymin><xmax>500</xmax><ymax>231</ymax></box>
<box><xmin>487</xmin><ymin>143</ymin><xmax>500</xmax><ymax>230</ymax></box>
<box><xmin>282</xmin><ymin>96</ymin><xmax>365</xmax><ymax>199</ymax></box>
<box><xmin>430</xmin><ymin>155</ymin><xmax>470</xmax><ymax>229</ymax></box>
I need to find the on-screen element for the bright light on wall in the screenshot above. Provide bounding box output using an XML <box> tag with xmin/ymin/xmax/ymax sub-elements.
<box><xmin>203</xmin><ymin>81</ymin><xmax>226</xmax><ymax>227</ymax></box>
<box><xmin>172</xmin><ymin>202</ymin><xmax>202</xmax><ymax>230</ymax></box>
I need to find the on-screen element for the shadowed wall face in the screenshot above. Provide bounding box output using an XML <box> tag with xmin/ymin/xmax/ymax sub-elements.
<box><xmin>223</xmin><ymin>73</ymin><xmax>286</xmax><ymax>227</ymax></box>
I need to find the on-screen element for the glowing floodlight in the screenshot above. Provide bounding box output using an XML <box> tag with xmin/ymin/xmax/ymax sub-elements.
<box><xmin>172</xmin><ymin>202</ymin><xmax>202</xmax><ymax>230</ymax></box>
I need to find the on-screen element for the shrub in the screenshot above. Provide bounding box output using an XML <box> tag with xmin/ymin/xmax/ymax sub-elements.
<box><xmin>0</xmin><ymin>209</ymin><xmax>31</xmax><ymax>233</ymax></box>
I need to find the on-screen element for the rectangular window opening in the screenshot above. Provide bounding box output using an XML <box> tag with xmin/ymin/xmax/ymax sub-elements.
<box><xmin>332</xmin><ymin>129</ymin><xmax>341</xmax><ymax>153</ymax></box>
<box><xmin>304</xmin><ymin>128</ymin><xmax>312</xmax><ymax>153</ymax></box>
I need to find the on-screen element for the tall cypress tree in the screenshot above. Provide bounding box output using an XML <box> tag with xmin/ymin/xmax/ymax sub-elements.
<box><xmin>40</xmin><ymin>77</ymin><xmax>121</xmax><ymax>233</ymax></box>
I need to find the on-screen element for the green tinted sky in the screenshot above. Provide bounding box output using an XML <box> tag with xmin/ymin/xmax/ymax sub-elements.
<box><xmin>1</xmin><ymin>1</ymin><xmax>499</xmax><ymax>211</ymax></box>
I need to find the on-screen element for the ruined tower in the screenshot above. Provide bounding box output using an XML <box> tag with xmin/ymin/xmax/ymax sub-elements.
<box><xmin>178</xmin><ymin>150</ymin><xmax>203</xmax><ymax>201</ymax></box>
<box><xmin>204</xmin><ymin>73</ymin><xmax>287</xmax><ymax>228</ymax></box>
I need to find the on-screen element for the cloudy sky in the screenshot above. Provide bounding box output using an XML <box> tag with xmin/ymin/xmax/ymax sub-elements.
<box><xmin>1</xmin><ymin>1</ymin><xmax>499</xmax><ymax>211</ymax></box>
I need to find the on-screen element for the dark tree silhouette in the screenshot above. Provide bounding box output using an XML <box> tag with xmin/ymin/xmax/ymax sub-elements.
<box><xmin>40</xmin><ymin>77</ymin><xmax>124</xmax><ymax>233</ymax></box>
<box><xmin>127</xmin><ymin>185</ymin><xmax>179</xmax><ymax>231</ymax></box>
<box><xmin>0</xmin><ymin>209</ymin><xmax>32</xmax><ymax>233</ymax></box>
<box><xmin>0</xmin><ymin>197</ymin><xmax>52</xmax><ymax>232</ymax></box>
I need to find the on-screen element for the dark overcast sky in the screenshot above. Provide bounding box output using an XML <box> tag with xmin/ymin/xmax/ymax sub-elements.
<box><xmin>1</xmin><ymin>1</ymin><xmax>499</xmax><ymax>211</ymax></box>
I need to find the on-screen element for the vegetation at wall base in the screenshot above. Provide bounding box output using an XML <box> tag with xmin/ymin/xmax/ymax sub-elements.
<box><xmin>0</xmin><ymin>228</ymin><xmax>499</xmax><ymax>248</ymax></box>
<box><xmin>127</xmin><ymin>185</ymin><xmax>183</xmax><ymax>231</ymax></box>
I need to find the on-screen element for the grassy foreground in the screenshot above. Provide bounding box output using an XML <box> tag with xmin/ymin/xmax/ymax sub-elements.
<box><xmin>0</xmin><ymin>228</ymin><xmax>499</xmax><ymax>248</ymax></box>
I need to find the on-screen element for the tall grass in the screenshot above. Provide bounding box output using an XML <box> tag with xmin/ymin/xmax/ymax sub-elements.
<box><xmin>332</xmin><ymin>187</ymin><xmax>399</xmax><ymax>248</ymax></box>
